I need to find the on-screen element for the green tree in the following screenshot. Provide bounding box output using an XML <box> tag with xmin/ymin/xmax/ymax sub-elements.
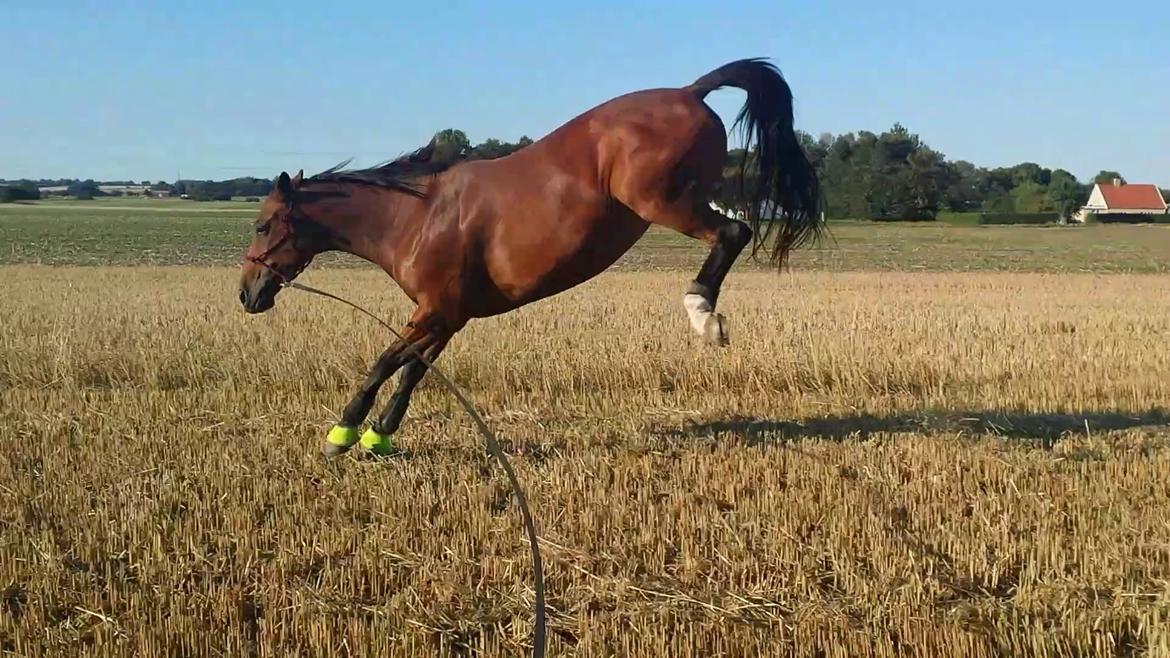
<box><xmin>432</xmin><ymin>128</ymin><xmax>471</xmax><ymax>162</ymax></box>
<box><xmin>1008</xmin><ymin>162</ymin><xmax>1051</xmax><ymax>187</ymax></box>
<box><xmin>797</xmin><ymin>130</ymin><xmax>828</xmax><ymax>171</ymax></box>
<box><xmin>1047</xmin><ymin>169</ymin><xmax>1088</xmax><ymax>219</ymax></box>
<box><xmin>1010</xmin><ymin>181</ymin><xmax>1052</xmax><ymax>213</ymax></box>
<box><xmin>715</xmin><ymin>146</ymin><xmax>759</xmax><ymax>212</ymax></box>
<box><xmin>0</xmin><ymin>180</ymin><xmax>41</xmax><ymax>202</ymax></box>
<box><xmin>66</xmin><ymin>180</ymin><xmax>102</xmax><ymax>200</ymax></box>
<box><xmin>1093</xmin><ymin>170</ymin><xmax>1125</xmax><ymax>184</ymax></box>
<box><xmin>861</xmin><ymin>125</ymin><xmax>949</xmax><ymax>220</ymax></box>
<box><xmin>985</xmin><ymin>190</ymin><xmax>1015</xmax><ymax>213</ymax></box>
<box><xmin>469</xmin><ymin>138</ymin><xmax>507</xmax><ymax>159</ymax></box>
<box><xmin>816</xmin><ymin>132</ymin><xmax>870</xmax><ymax>218</ymax></box>
<box><xmin>942</xmin><ymin>160</ymin><xmax>984</xmax><ymax>212</ymax></box>
<box><xmin>467</xmin><ymin>136</ymin><xmax>533</xmax><ymax>161</ymax></box>
<box><xmin>904</xmin><ymin>147</ymin><xmax>954</xmax><ymax>219</ymax></box>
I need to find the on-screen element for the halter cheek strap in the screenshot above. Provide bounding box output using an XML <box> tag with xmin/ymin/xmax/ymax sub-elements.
<box><xmin>246</xmin><ymin>215</ymin><xmax>309</xmax><ymax>285</ymax></box>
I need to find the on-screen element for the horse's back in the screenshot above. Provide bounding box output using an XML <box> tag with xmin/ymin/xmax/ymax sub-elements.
<box><xmin>433</xmin><ymin>87</ymin><xmax>727</xmax><ymax>319</ymax></box>
<box><xmin>537</xmin><ymin>87</ymin><xmax>725</xmax><ymax>176</ymax></box>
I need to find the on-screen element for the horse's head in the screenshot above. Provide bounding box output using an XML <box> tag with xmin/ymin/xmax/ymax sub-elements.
<box><xmin>239</xmin><ymin>169</ymin><xmax>315</xmax><ymax>313</ymax></box>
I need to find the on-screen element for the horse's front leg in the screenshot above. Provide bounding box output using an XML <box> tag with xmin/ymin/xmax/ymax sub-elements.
<box><xmin>323</xmin><ymin>314</ymin><xmax>442</xmax><ymax>457</ymax></box>
<box><xmin>358</xmin><ymin>338</ymin><xmax>450</xmax><ymax>455</ymax></box>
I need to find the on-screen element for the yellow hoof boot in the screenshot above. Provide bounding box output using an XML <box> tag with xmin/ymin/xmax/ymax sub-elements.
<box><xmin>360</xmin><ymin>427</ymin><xmax>394</xmax><ymax>456</ymax></box>
<box><xmin>323</xmin><ymin>425</ymin><xmax>360</xmax><ymax>457</ymax></box>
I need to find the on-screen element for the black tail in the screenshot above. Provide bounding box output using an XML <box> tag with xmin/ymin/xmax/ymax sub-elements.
<box><xmin>690</xmin><ymin>58</ymin><xmax>823</xmax><ymax>269</ymax></box>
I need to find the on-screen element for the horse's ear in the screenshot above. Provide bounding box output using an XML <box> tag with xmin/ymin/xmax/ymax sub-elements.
<box><xmin>275</xmin><ymin>171</ymin><xmax>293</xmax><ymax>198</ymax></box>
<box><xmin>292</xmin><ymin>169</ymin><xmax>304</xmax><ymax>187</ymax></box>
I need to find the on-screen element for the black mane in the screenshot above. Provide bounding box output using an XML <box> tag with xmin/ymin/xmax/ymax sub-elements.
<box><xmin>306</xmin><ymin>139</ymin><xmax>456</xmax><ymax>198</ymax></box>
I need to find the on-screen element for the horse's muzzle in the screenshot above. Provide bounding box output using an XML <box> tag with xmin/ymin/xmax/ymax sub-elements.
<box><xmin>239</xmin><ymin>269</ymin><xmax>280</xmax><ymax>314</ymax></box>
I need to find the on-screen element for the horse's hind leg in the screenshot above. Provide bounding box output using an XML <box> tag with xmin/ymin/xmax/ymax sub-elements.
<box><xmin>634</xmin><ymin>200</ymin><xmax>752</xmax><ymax>346</ymax></box>
<box><xmin>686</xmin><ymin>210</ymin><xmax>752</xmax><ymax>346</ymax></box>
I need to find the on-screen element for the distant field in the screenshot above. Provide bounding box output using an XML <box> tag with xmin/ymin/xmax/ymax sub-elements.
<box><xmin>20</xmin><ymin>197</ymin><xmax>262</xmax><ymax>210</ymax></box>
<box><xmin>4</xmin><ymin>201</ymin><xmax>1170</xmax><ymax>272</ymax></box>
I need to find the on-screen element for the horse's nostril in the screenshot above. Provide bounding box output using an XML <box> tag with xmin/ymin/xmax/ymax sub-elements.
<box><xmin>239</xmin><ymin>289</ymin><xmax>248</xmax><ymax>306</ymax></box>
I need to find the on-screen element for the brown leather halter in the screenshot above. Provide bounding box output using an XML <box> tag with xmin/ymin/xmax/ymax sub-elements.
<box><xmin>245</xmin><ymin>208</ymin><xmax>310</xmax><ymax>285</ymax></box>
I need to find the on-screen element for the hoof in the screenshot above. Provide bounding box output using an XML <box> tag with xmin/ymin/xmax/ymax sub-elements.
<box><xmin>359</xmin><ymin>427</ymin><xmax>394</xmax><ymax>456</ymax></box>
<box><xmin>323</xmin><ymin>425</ymin><xmax>360</xmax><ymax>457</ymax></box>
<box><xmin>702</xmin><ymin>313</ymin><xmax>729</xmax><ymax>347</ymax></box>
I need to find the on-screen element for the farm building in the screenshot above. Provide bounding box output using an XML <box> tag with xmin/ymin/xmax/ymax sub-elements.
<box><xmin>1076</xmin><ymin>179</ymin><xmax>1168</xmax><ymax>222</ymax></box>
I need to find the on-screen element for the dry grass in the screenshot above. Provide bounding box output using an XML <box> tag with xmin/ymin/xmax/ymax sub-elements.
<box><xmin>2</xmin><ymin>265</ymin><xmax>1170</xmax><ymax>657</ymax></box>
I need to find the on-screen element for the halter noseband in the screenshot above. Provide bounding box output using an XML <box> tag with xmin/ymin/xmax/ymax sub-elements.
<box><xmin>246</xmin><ymin>207</ymin><xmax>311</xmax><ymax>285</ymax></box>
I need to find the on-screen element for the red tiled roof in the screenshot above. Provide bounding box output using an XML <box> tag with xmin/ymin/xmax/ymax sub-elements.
<box><xmin>1098</xmin><ymin>183</ymin><xmax>1167</xmax><ymax>210</ymax></box>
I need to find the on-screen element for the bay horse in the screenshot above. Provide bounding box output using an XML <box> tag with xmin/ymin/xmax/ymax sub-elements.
<box><xmin>239</xmin><ymin>58</ymin><xmax>822</xmax><ymax>456</ymax></box>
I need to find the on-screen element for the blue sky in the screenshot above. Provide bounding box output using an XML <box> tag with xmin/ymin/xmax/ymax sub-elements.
<box><xmin>2</xmin><ymin>1</ymin><xmax>1167</xmax><ymax>185</ymax></box>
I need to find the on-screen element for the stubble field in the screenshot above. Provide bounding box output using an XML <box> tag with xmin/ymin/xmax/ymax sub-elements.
<box><xmin>2</xmin><ymin>202</ymin><xmax>1170</xmax><ymax>657</ymax></box>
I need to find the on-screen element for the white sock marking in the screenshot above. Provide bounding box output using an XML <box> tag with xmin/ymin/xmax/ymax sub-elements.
<box><xmin>683</xmin><ymin>293</ymin><xmax>713</xmax><ymax>336</ymax></box>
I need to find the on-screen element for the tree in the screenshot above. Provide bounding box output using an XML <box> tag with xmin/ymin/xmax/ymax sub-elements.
<box><xmin>943</xmin><ymin>160</ymin><xmax>986</xmax><ymax>212</ymax></box>
<box><xmin>797</xmin><ymin>130</ymin><xmax>827</xmax><ymax>171</ymax></box>
<box><xmin>903</xmin><ymin>147</ymin><xmax>953</xmax><ymax>219</ymax></box>
<box><xmin>0</xmin><ymin>181</ymin><xmax>41</xmax><ymax>202</ymax></box>
<box><xmin>67</xmin><ymin>180</ymin><xmax>102</xmax><ymax>200</ymax></box>
<box><xmin>1010</xmin><ymin>181</ymin><xmax>1052</xmax><ymax>213</ymax></box>
<box><xmin>1093</xmin><ymin>170</ymin><xmax>1125</xmax><ymax>185</ymax></box>
<box><xmin>1047</xmin><ymin>169</ymin><xmax>1088</xmax><ymax>219</ymax></box>
<box><xmin>432</xmin><ymin>128</ymin><xmax>471</xmax><ymax>162</ymax></box>
<box><xmin>468</xmin><ymin>138</ymin><xmax>507</xmax><ymax>160</ymax></box>
<box><xmin>466</xmin><ymin>136</ymin><xmax>533</xmax><ymax>161</ymax></box>
<box><xmin>1008</xmin><ymin>162</ymin><xmax>1051</xmax><ymax>187</ymax></box>
<box><xmin>715</xmin><ymin>146</ymin><xmax>764</xmax><ymax>213</ymax></box>
<box><xmin>816</xmin><ymin>132</ymin><xmax>869</xmax><ymax>218</ymax></box>
<box><xmin>431</xmin><ymin>132</ymin><xmax>537</xmax><ymax>162</ymax></box>
<box><xmin>859</xmin><ymin>125</ymin><xmax>950</xmax><ymax>220</ymax></box>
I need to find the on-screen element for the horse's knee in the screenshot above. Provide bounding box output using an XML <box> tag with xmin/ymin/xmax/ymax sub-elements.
<box><xmin>719</xmin><ymin>221</ymin><xmax>752</xmax><ymax>250</ymax></box>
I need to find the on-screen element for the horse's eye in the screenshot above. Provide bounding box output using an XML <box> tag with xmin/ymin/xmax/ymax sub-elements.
<box><xmin>255</xmin><ymin>223</ymin><xmax>271</xmax><ymax>235</ymax></box>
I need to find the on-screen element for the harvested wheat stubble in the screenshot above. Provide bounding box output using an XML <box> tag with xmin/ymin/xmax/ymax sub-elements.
<box><xmin>2</xmin><ymin>266</ymin><xmax>1169</xmax><ymax>657</ymax></box>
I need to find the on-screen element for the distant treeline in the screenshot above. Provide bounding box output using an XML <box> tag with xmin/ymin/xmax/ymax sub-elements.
<box><xmin>0</xmin><ymin>181</ymin><xmax>41</xmax><ymax>202</ymax></box>
<box><xmin>718</xmin><ymin>124</ymin><xmax>1168</xmax><ymax>221</ymax></box>
<box><xmin>0</xmin><ymin>130</ymin><xmax>536</xmax><ymax>203</ymax></box>
<box><xmin>5</xmin><ymin>125</ymin><xmax>1167</xmax><ymax>217</ymax></box>
<box><xmin>430</xmin><ymin>126</ymin><xmax>1168</xmax><ymax>221</ymax></box>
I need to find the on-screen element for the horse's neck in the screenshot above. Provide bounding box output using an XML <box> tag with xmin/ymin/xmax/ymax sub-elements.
<box><xmin>308</xmin><ymin>186</ymin><xmax>425</xmax><ymax>267</ymax></box>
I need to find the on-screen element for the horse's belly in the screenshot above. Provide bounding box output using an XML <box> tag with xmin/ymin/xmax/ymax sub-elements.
<box><xmin>539</xmin><ymin>215</ymin><xmax>650</xmax><ymax>293</ymax></box>
<box><xmin>478</xmin><ymin>209</ymin><xmax>649</xmax><ymax>316</ymax></box>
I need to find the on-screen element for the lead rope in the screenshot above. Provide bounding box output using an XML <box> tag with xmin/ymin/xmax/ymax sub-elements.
<box><xmin>281</xmin><ymin>280</ymin><xmax>547</xmax><ymax>658</ymax></box>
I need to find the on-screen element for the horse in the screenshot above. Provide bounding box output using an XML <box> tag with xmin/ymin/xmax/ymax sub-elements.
<box><xmin>238</xmin><ymin>58</ymin><xmax>823</xmax><ymax>457</ymax></box>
